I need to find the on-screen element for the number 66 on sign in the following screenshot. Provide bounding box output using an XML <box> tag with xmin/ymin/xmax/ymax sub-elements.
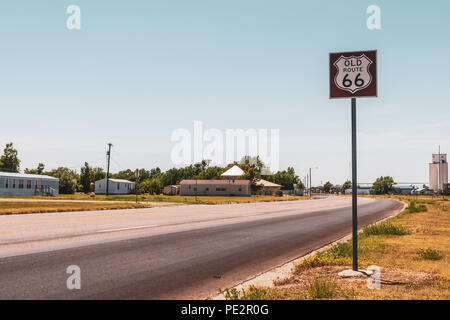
<box><xmin>329</xmin><ymin>50</ymin><xmax>377</xmax><ymax>99</ymax></box>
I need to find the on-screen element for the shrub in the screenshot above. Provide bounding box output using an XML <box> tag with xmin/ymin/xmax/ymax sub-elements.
<box><xmin>362</xmin><ymin>221</ymin><xmax>408</xmax><ymax>236</ymax></box>
<box><xmin>307</xmin><ymin>274</ymin><xmax>337</xmax><ymax>299</ymax></box>
<box><xmin>295</xmin><ymin>242</ymin><xmax>353</xmax><ymax>272</ymax></box>
<box><xmin>417</xmin><ymin>248</ymin><xmax>443</xmax><ymax>260</ymax></box>
<box><xmin>328</xmin><ymin>241</ymin><xmax>353</xmax><ymax>258</ymax></box>
<box><xmin>221</xmin><ymin>286</ymin><xmax>274</xmax><ymax>300</ymax></box>
<box><xmin>407</xmin><ymin>200</ymin><xmax>427</xmax><ymax>213</ymax></box>
<box><xmin>274</xmin><ymin>189</ymin><xmax>283</xmax><ymax>197</ymax></box>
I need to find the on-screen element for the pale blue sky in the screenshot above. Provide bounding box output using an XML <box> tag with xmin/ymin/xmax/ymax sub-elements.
<box><xmin>0</xmin><ymin>0</ymin><xmax>449</xmax><ymax>185</ymax></box>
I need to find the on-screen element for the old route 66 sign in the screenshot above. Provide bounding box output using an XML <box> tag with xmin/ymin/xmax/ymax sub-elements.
<box><xmin>329</xmin><ymin>50</ymin><xmax>377</xmax><ymax>99</ymax></box>
<box><xmin>334</xmin><ymin>54</ymin><xmax>372</xmax><ymax>93</ymax></box>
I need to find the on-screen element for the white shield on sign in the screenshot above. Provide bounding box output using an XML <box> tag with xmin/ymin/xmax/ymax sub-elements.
<box><xmin>334</xmin><ymin>54</ymin><xmax>373</xmax><ymax>93</ymax></box>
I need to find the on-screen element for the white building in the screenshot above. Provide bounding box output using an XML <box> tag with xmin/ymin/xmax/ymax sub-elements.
<box><xmin>0</xmin><ymin>172</ymin><xmax>59</xmax><ymax>196</ymax></box>
<box><xmin>221</xmin><ymin>165</ymin><xmax>245</xmax><ymax>180</ymax></box>
<box><xmin>429</xmin><ymin>153</ymin><xmax>448</xmax><ymax>192</ymax></box>
<box><xmin>94</xmin><ymin>178</ymin><xmax>135</xmax><ymax>195</ymax></box>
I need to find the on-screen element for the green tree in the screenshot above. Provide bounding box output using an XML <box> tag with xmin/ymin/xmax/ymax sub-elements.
<box><xmin>322</xmin><ymin>181</ymin><xmax>333</xmax><ymax>193</ymax></box>
<box><xmin>294</xmin><ymin>180</ymin><xmax>305</xmax><ymax>190</ymax></box>
<box><xmin>373</xmin><ymin>176</ymin><xmax>395</xmax><ymax>194</ymax></box>
<box><xmin>91</xmin><ymin>167</ymin><xmax>105</xmax><ymax>182</ymax></box>
<box><xmin>341</xmin><ymin>181</ymin><xmax>352</xmax><ymax>193</ymax></box>
<box><xmin>197</xmin><ymin>166</ymin><xmax>224</xmax><ymax>180</ymax></box>
<box><xmin>25</xmin><ymin>163</ymin><xmax>45</xmax><ymax>175</ymax></box>
<box><xmin>80</xmin><ymin>162</ymin><xmax>92</xmax><ymax>193</ymax></box>
<box><xmin>47</xmin><ymin>167</ymin><xmax>78</xmax><ymax>194</ymax></box>
<box><xmin>264</xmin><ymin>167</ymin><xmax>299</xmax><ymax>190</ymax></box>
<box><xmin>139</xmin><ymin>178</ymin><xmax>163</xmax><ymax>195</ymax></box>
<box><xmin>0</xmin><ymin>143</ymin><xmax>20</xmax><ymax>173</ymax></box>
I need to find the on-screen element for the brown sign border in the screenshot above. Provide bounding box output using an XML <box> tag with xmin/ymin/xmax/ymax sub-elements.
<box><xmin>329</xmin><ymin>50</ymin><xmax>377</xmax><ymax>99</ymax></box>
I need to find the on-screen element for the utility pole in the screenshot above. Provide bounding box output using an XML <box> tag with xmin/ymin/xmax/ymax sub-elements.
<box><xmin>309</xmin><ymin>168</ymin><xmax>312</xmax><ymax>196</ymax></box>
<box><xmin>306</xmin><ymin>174</ymin><xmax>309</xmax><ymax>196</ymax></box>
<box><xmin>135</xmin><ymin>169</ymin><xmax>139</xmax><ymax>203</ymax></box>
<box><xmin>106</xmin><ymin>143</ymin><xmax>112</xmax><ymax>197</ymax></box>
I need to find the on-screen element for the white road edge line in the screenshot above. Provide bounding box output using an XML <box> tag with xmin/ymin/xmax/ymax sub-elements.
<box><xmin>97</xmin><ymin>225</ymin><xmax>159</xmax><ymax>233</ymax></box>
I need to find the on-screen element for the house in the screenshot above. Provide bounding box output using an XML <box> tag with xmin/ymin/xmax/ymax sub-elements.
<box><xmin>179</xmin><ymin>179</ymin><xmax>251</xmax><ymax>196</ymax></box>
<box><xmin>94</xmin><ymin>178</ymin><xmax>135</xmax><ymax>195</ymax></box>
<box><xmin>0</xmin><ymin>172</ymin><xmax>59</xmax><ymax>196</ymax></box>
<box><xmin>254</xmin><ymin>179</ymin><xmax>281</xmax><ymax>195</ymax></box>
<box><xmin>163</xmin><ymin>185</ymin><xmax>180</xmax><ymax>195</ymax></box>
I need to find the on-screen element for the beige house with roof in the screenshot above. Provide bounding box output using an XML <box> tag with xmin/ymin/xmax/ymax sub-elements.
<box><xmin>180</xmin><ymin>179</ymin><xmax>250</xmax><ymax>196</ymax></box>
<box><xmin>254</xmin><ymin>179</ymin><xmax>281</xmax><ymax>195</ymax></box>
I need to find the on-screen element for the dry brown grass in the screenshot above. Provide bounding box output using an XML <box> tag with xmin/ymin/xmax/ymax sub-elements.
<box><xmin>0</xmin><ymin>201</ymin><xmax>152</xmax><ymax>215</ymax></box>
<box><xmin>226</xmin><ymin>196</ymin><xmax>450</xmax><ymax>300</ymax></box>
<box><xmin>2</xmin><ymin>193</ymin><xmax>308</xmax><ymax>204</ymax></box>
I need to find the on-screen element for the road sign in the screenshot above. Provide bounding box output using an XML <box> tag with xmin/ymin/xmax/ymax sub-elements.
<box><xmin>329</xmin><ymin>50</ymin><xmax>377</xmax><ymax>99</ymax></box>
<box><xmin>329</xmin><ymin>49</ymin><xmax>378</xmax><ymax>272</ymax></box>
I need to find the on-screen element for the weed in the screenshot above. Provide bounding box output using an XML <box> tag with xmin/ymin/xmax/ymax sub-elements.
<box><xmin>306</xmin><ymin>274</ymin><xmax>337</xmax><ymax>299</ymax></box>
<box><xmin>221</xmin><ymin>286</ymin><xmax>274</xmax><ymax>300</ymax></box>
<box><xmin>407</xmin><ymin>200</ymin><xmax>427</xmax><ymax>213</ymax></box>
<box><xmin>417</xmin><ymin>248</ymin><xmax>443</xmax><ymax>261</ymax></box>
<box><xmin>362</xmin><ymin>221</ymin><xmax>409</xmax><ymax>236</ymax></box>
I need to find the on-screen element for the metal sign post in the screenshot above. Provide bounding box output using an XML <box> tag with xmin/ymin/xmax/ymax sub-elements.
<box><xmin>330</xmin><ymin>50</ymin><xmax>377</xmax><ymax>271</ymax></box>
<box><xmin>351</xmin><ymin>97</ymin><xmax>358</xmax><ymax>270</ymax></box>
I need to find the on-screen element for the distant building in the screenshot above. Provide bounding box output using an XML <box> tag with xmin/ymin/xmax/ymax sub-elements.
<box><xmin>345</xmin><ymin>185</ymin><xmax>375</xmax><ymax>195</ymax></box>
<box><xmin>180</xmin><ymin>179</ymin><xmax>251</xmax><ymax>196</ymax></box>
<box><xmin>0</xmin><ymin>172</ymin><xmax>59</xmax><ymax>196</ymax></box>
<box><xmin>330</xmin><ymin>185</ymin><xmax>342</xmax><ymax>194</ymax></box>
<box><xmin>393</xmin><ymin>185</ymin><xmax>414</xmax><ymax>195</ymax></box>
<box><xmin>163</xmin><ymin>185</ymin><xmax>180</xmax><ymax>195</ymax></box>
<box><xmin>221</xmin><ymin>165</ymin><xmax>245</xmax><ymax>180</ymax></box>
<box><xmin>94</xmin><ymin>178</ymin><xmax>135</xmax><ymax>195</ymax></box>
<box><xmin>254</xmin><ymin>179</ymin><xmax>281</xmax><ymax>195</ymax></box>
<box><xmin>429</xmin><ymin>153</ymin><xmax>448</xmax><ymax>192</ymax></box>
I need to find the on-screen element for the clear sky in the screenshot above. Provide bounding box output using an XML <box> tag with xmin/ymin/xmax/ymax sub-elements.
<box><xmin>0</xmin><ymin>0</ymin><xmax>449</xmax><ymax>186</ymax></box>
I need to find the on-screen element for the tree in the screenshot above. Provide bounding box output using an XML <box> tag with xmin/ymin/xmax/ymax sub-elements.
<box><xmin>294</xmin><ymin>180</ymin><xmax>305</xmax><ymax>190</ymax></box>
<box><xmin>322</xmin><ymin>181</ymin><xmax>333</xmax><ymax>193</ymax></box>
<box><xmin>91</xmin><ymin>167</ymin><xmax>105</xmax><ymax>182</ymax></box>
<box><xmin>373</xmin><ymin>176</ymin><xmax>395</xmax><ymax>194</ymax></box>
<box><xmin>264</xmin><ymin>167</ymin><xmax>299</xmax><ymax>190</ymax></box>
<box><xmin>47</xmin><ymin>167</ymin><xmax>78</xmax><ymax>194</ymax></box>
<box><xmin>341</xmin><ymin>180</ymin><xmax>352</xmax><ymax>193</ymax></box>
<box><xmin>25</xmin><ymin>163</ymin><xmax>45</xmax><ymax>175</ymax></box>
<box><xmin>80</xmin><ymin>162</ymin><xmax>92</xmax><ymax>193</ymax></box>
<box><xmin>0</xmin><ymin>143</ymin><xmax>20</xmax><ymax>173</ymax></box>
<box><xmin>197</xmin><ymin>166</ymin><xmax>224</xmax><ymax>180</ymax></box>
<box><xmin>139</xmin><ymin>178</ymin><xmax>163</xmax><ymax>195</ymax></box>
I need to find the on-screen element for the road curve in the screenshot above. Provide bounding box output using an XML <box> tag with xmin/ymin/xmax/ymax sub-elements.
<box><xmin>0</xmin><ymin>198</ymin><xmax>403</xmax><ymax>299</ymax></box>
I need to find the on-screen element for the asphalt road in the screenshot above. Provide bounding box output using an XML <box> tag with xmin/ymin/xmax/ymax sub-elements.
<box><xmin>0</xmin><ymin>197</ymin><xmax>403</xmax><ymax>299</ymax></box>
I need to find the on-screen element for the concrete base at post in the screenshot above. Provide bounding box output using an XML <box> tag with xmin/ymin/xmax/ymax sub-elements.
<box><xmin>338</xmin><ymin>269</ymin><xmax>375</xmax><ymax>278</ymax></box>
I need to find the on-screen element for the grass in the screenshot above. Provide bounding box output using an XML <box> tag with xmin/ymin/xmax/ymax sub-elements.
<box><xmin>417</xmin><ymin>248</ymin><xmax>443</xmax><ymax>261</ymax></box>
<box><xmin>361</xmin><ymin>221</ymin><xmax>409</xmax><ymax>237</ymax></box>
<box><xmin>0</xmin><ymin>193</ymin><xmax>308</xmax><ymax>205</ymax></box>
<box><xmin>0</xmin><ymin>201</ymin><xmax>151</xmax><ymax>215</ymax></box>
<box><xmin>306</xmin><ymin>274</ymin><xmax>337</xmax><ymax>299</ymax></box>
<box><xmin>223</xmin><ymin>196</ymin><xmax>450</xmax><ymax>300</ymax></box>
<box><xmin>407</xmin><ymin>200</ymin><xmax>428</xmax><ymax>213</ymax></box>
